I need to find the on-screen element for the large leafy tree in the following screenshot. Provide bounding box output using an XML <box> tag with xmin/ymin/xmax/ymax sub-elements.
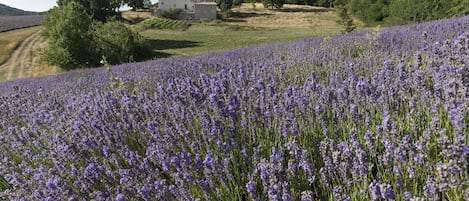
<box><xmin>389</xmin><ymin>0</ymin><xmax>461</xmax><ymax>23</ymax></box>
<box><xmin>92</xmin><ymin>21</ymin><xmax>152</xmax><ymax>65</ymax></box>
<box><xmin>56</xmin><ymin>0</ymin><xmax>121</xmax><ymax>22</ymax></box>
<box><xmin>216</xmin><ymin>0</ymin><xmax>234</xmax><ymax>12</ymax></box>
<box><xmin>347</xmin><ymin>0</ymin><xmax>389</xmax><ymax>23</ymax></box>
<box><xmin>43</xmin><ymin>2</ymin><xmax>97</xmax><ymax>68</ymax></box>
<box><xmin>43</xmin><ymin>0</ymin><xmax>153</xmax><ymax>69</ymax></box>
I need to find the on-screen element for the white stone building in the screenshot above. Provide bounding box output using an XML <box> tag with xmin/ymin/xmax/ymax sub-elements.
<box><xmin>158</xmin><ymin>0</ymin><xmax>217</xmax><ymax>20</ymax></box>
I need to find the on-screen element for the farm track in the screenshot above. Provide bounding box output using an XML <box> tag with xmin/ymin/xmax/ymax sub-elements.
<box><xmin>0</xmin><ymin>30</ymin><xmax>47</xmax><ymax>80</ymax></box>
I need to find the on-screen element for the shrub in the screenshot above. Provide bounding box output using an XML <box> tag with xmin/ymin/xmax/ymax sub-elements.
<box><xmin>161</xmin><ymin>8</ymin><xmax>183</xmax><ymax>20</ymax></box>
<box><xmin>42</xmin><ymin>2</ymin><xmax>97</xmax><ymax>69</ymax></box>
<box><xmin>93</xmin><ymin>21</ymin><xmax>153</xmax><ymax>65</ymax></box>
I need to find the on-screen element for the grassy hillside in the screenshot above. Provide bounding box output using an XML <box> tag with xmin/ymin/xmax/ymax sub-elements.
<box><xmin>0</xmin><ymin>4</ymin><xmax>37</xmax><ymax>16</ymax></box>
<box><xmin>136</xmin><ymin>4</ymin><xmax>364</xmax><ymax>58</ymax></box>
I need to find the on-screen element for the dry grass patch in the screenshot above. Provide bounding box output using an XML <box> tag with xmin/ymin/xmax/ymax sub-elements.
<box><xmin>122</xmin><ymin>11</ymin><xmax>155</xmax><ymax>24</ymax></box>
<box><xmin>0</xmin><ymin>26</ymin><xmax>41</xmax><ymax>65</ymax></box>
<box><xmin>229</xmin><ymin>3</ymin><xmax>364</xmax><ymax>29</ymax></box>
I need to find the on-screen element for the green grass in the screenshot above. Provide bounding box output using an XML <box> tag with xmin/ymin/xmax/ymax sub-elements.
<box><xmin>141</xmin><ymin>21</ymin><xmax>342</xmax><ymax>58</ymax></box>
<box><xmin>135</xmin><ymin>18</ymin><xmax>191</xmax><ymax>31</ymax></box>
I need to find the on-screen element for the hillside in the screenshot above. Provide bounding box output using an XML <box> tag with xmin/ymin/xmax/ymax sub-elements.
<box><xmin>0</xmin><ymin>4</ymin><xmax>37</xmax><ymax>16</ymax></box>
<box><xmin>0</xmin><ymin>15</ymin><xmax>468</xmax><ymax>200</ymax></box>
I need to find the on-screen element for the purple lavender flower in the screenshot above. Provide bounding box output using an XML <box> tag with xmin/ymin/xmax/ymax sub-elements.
<box><xmin>301</xmin><ymin>191</ymin><xmax>314</xmax><ymax>201</ymax></box>
<box><xmin>369</xmin><ymin>181</ymin><xmax>381</xmax><ymax>200</ymax></box>
<box><xmin>116</xmin><ymin>193</ymin><xmax>127</xmax><ymax>201</ymax></box>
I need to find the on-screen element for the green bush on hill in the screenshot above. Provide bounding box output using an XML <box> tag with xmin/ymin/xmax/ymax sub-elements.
<box><xmin>160</xmin><ymin>8</ymin><xmax>183</xmax><ymax>20</ymax></box>
<box><xmin>42</xmin><ymin>2</ymin><xmax>96</xmax><ymax>69</ymax></box>
<box><xmin>93</xmin><ymin>21</ymin><xmax>152</xmax><ymax>65</ymax></box>
<box><xmin>43</xmin><ymin>1</ymin><xmax>153</xmax><ymax>69</ymax></box>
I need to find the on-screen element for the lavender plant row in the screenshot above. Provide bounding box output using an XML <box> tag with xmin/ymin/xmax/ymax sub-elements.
<box><xmin>0</xmin><ymin>16</ymin><xmax>468</xmax><ymax>201</ymax></box>
<box><xmin>0</xmin><ymin>15</ymin><xmax>44</xmax><ymax>33</ymax></box>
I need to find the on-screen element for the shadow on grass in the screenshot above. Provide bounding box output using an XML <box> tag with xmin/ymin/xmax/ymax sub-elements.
<box><xmin>220</xmin><ymin>18</ymin><xmax>247</xmax><ymax>23</ymax></box>
<box><xmin>226</xmin><ymin>11</ymin><xmax>273</xmax><ymax>19</ymax></box>
<box><xmin>277</xmin><ymin>7</ymin><xmax>330</xmax><ymax>13</ymax></box>
<box><xmin>146</xmin><ymin>39</ymin><xmax>201</xmax><ymax>58</ymax></box>
<box><xmin>147</xmin><ymin>39</ymin><xmax>200</xmax><ymax>50</ymax></box>
<box><xmin>152</xmin><ymin>51</ymin><xmax>174</xmax><ymax>59</ymax></box>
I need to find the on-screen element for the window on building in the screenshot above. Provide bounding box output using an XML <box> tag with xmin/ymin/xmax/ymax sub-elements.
<box><xmin>185</xmin><ymin>4</ymin><xmax>188</xmax><ymax>9</ymax></box>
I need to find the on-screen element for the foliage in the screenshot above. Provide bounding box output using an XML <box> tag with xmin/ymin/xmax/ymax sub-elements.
<box><xmin>42</xmin><ymin>2</ymin><xmax>96</xmax><ymax>69</ymax></box>
<box><xmin>448</xmin><ymin>0</ymin><xmax>469</xmax><ymax>16</ymax></box>
<box><xmin>93</xmin><ymin>21</ymin><xmax>153</xmax><ymax>65</ymax></box>
<box><xmin>344</xmin><ymin>0</ymin><xmax>469</xmax><ymax>25</ymax></box>
<box><xmin>160</xmin><ymin>8</ymin><xmax>183</xmax><ymax>20</ymax></box>
<box><xmin>315</xmin><ymin>0</ymin><xmax>334</xmax><ymax>7</ymax></box>
<box><xmin>136</xmin><ymin>18</ymin><xmax>190</xmax><ymax>31</ymax></box>
<box><xmin>0</xmin><ymin>15</ymin><xmax>467</xmax><ymax>200</ymax></box>
<box><xmin>125</xmin><ymin>0</ymin><xmax>145</xmax><ymax>10</ymax></box>
<box><xmin>262</xmin><ymin>0</ymin><xmax>285</xmax><ymax>9</ymax></box>
<box><xmin>217</xmin><ymin>0</ymin><xmax>234</xmax><ymax>12</ymax></box>
<box><xmin>347</xmin><ymin>0</ymin><xmax>389</xmax><ymax>23</ymax></box>
<box><xmin>57</xmin><ymin>0</ymin><xmax>121</xmax><ymax>22</ymax></box>
<box><xmin>42</xmin><ymin>1</ymin><xmax>152</xmax><ymax>69</ymax></box>
<box><xmin>389</xmin><ymin>0</ymin><xmax>465</xmax><ymax>24</ymax></box>
<box><xmin>336</xmin><ymin>5</ymin><xmax>355</xmax><ymax>33</ymax></box>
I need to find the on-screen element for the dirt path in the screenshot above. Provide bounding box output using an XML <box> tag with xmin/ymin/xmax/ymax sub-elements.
<box><xmin>0</xmin><ymin>30</ymin><xmax>49</xmax><ymax>81</ymax></box>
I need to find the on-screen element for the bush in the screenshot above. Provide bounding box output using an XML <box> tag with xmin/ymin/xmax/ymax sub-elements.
<box><xmin>161</xmin><ymin>8</ymin><xmax>183</xmax><ymax>20</ymax></box>
<box><xmin>43</xmin><ymin>2</ymin><xmax>153</xmax><ymax>69</ymax></box>
<box><xmin>43</xmin><ymin>2</ymin><xmax>97</xmax><ymax>69</ymax></box>
<box><xmin>93</xmin><ymin>21</ymin><xmax>153</xmax><ymax>65</ymax></box>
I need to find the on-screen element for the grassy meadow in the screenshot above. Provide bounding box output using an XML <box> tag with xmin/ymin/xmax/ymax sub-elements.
<box><xmin>134</xmin><ymin>3</ymin><xmax>362</xmax><ymax>58</ymax></box>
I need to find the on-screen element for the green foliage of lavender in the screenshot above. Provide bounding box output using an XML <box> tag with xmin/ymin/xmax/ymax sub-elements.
<box><xmin>0</xmin><ymin>16</ymin><xmax>468</xmax><ymax>200</ymax></box>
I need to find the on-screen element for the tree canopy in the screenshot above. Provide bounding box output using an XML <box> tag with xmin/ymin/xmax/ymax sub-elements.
<box><xmin>56</xmin><ymin>0</ymin><xmax>150</xmax><ymax>21</ymax></box>
<box><xmin>43</xmin><ymin>2</ymin><xmax>96</xmax><ymax>68</ymax></box>
<box><xmin>43</xmin><ymin>0</ymin><xmax>153</xmax><ymax>69</ymax></box>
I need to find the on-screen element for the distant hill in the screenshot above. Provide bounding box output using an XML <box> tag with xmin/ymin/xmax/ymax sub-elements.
<box><xmin>0</xmin><ymin>4</ymin><xmax>38</xmax><ymax>16</ymax></box>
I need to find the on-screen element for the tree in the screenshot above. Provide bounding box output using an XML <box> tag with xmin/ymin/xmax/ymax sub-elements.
<box><xmin>262</xmin><ymin>0</ymin><xmax>285</xmax><ymax>9</ymax></box>
<box><xmin>93</xmin><ymin>22</ymin><xmax>152</xmax><ymax>65</ymax></box>
<box><xmin>216</xmin><ymin>0</ymin><xmax>234</xmax><ymax>12</ymax></box>
<box><xmin>316</xmin><ymin>0</ymin><xmax>333</xmax><ymax>7</ymax></box>
<box><xmin>336</xmin><ymin>5</ymin><xmax>355</xmax><ymax>33</ymax></box>
<box><xmin>388</xmin><ymin>0</ymin><xmax>455</xmax><ymax>23</ymax></box>
<box><xmin>125</xmin><ymin>0</ymin><xmax>145</xmax><ymax>10</ymax></box>
<box><xmin>43</xmin><ymin>0</ymin><xmax>153</xmax><ymax>69</ymax></box>
<box><xmin>347</xmin><ymin>0</ymin><xmax>389</xmax><ymax>23</ymax></box>
<box><xmin>43</xmin><ymin>2</ymin><xmax>97</xmax><ymax>68</ymax></box>
<box><xmin>57</xmin><ymin>0</ymin><xmax>122</xmax><ymax>22</ymax></box>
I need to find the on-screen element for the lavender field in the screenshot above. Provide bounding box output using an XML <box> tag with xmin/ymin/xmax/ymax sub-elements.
<box><xmin>0</xmin><ymin>15</ymin><xmax>44</xmax><ymax>32</ymax></box>
<box><xmin>0</xmin><ymin>15</ymin><xmax>468</xmax><ymax>200</ymax></box>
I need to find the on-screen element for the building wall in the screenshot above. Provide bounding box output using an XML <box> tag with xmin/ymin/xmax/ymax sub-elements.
<box><xmin>159</xmin><ymin>0</ymin><xmax>196</xmax><ymax>11</ymax></box>
<box><xmin>194</xmin><ymin>3</ymin><xmax>217</xmax><ymax>20</ymax></box>
<box><xmin>158</xmin><ymin>0</ymin><xmax>217</xmax><ymax>20</ymax></box>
